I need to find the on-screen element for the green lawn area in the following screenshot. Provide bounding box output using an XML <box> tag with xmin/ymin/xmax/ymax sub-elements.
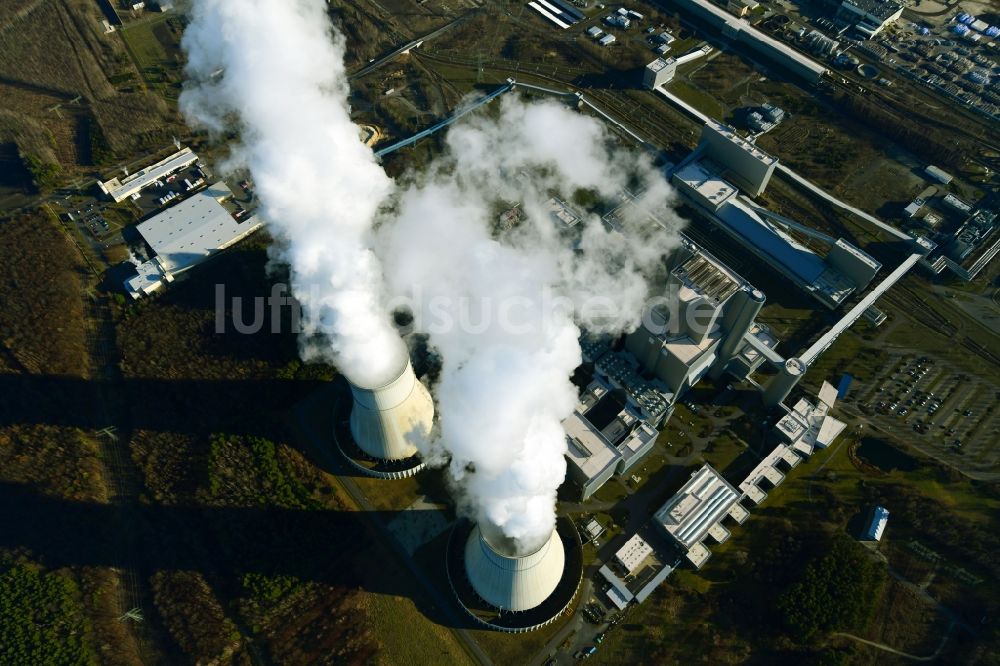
<box><xmin>122</xmin><ymin>18</ymin><xmax>171</xmax><ymax>69</ymax></box>
<box><xmin>668</xmin><ymin>80</ymin><xmax>725</xmax><ymax>120</ymax></box>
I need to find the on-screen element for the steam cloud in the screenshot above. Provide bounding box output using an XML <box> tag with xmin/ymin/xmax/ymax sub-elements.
<box><xmin>181</xmin><ymin>0</ymin><xmax>685</xmax><ymax>554</ymax></box>
<box><xmin>378</xmin><ymin>97</ymin><xmax>684</xmax><ymax>553</ymax></box>
<box><xmin>180</xmin><ymin>0</ymin><xmax>405</xmax><ymax>386</ymax></box>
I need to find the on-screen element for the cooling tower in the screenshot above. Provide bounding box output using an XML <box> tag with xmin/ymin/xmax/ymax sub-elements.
<box><xmin>347</xmin><ymin>359</ymin><xmax>433</xmax><ymax>461</ymax></box>
<box><xmin>464</xmin><ymin>524</ymin><xmax>565</xmax><ymax>612</ymax></box>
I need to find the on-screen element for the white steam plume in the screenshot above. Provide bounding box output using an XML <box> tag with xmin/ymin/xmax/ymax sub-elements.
<box><xmin>180</xmin><ymin>0</ymin><xmax>405</xmax><ymax>386</ymax></box>
<box><xmin>179</xmin><ymin>0</ymin><xmax>687</xmax><ymax>555</ymax></box>
<box><xmin>378</xmin><ymin>96</ymin><xmax>685</xmax><ymax>553</ymax></box>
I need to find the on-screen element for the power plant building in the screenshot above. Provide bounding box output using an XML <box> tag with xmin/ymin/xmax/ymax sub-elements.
<box><xmin>671</xmin><ymin>136</ymin><xmax>881</xmax><ymax>309</ymax></box>
<box><xmin>654</xmin><ymin>464</ymin><xmax>748</xmax><ymax>568</ymax></box>
<box><xmin>125</xmin><ymin>181</ymin><xmax>263</xmax><ymax>298</ymax></box>
<box><xmin>836</xmin><ymin>0</ymin><xmax>903</xmax><ymax>39</ymax></box>
<box><xmin>615</xmin><ymin>534</ymin><xmax>653</xmax><ymax>575</ymax></box>
<box><xmin>772</xmin><ymin>381</ymin><xmax>846</xmax><ymax>454</ymax></box>
<box><xmin>448</xmin><ymin>518</ymin><xmax>582</xmax><ymax>632</ymax></box>
<box><xmin>464</xmin><ymin>524</ymin><xmax>565</xmax><ymax>612</ymax></box>
<box><xmin>643</xmin><ymin>57</ymin><xmax>677</xmax><ymax>88</ymax></box>
<box><xmin>624</xmin><ymin>246</ymin><xmax>767</xmax><ymax>390</ymax></box>
<box><xmin>564</xmin><ymin>378</ymin><xmax>659</xmax><ymax>500</ymax></box>
<box><xmin>99</xmin><ymin>147</ymin><xmax>199</xmax><ymax>202</ymax></box>
<box><xmin>659</xmin><ymin>0</ymin><xmax>827</xmax><ymax>83</ymax></box>
<box><xmin>697</xmin><ymin>122</ymin><xmax>777</xmax><ymax>196</ymax></box>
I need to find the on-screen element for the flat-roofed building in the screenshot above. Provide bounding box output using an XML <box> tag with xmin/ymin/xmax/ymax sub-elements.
<box><xmin>671</xmin><ymin>162</ymin><xmax>738</xmax><ymax>211</ymax></box>
<box><xmin>772</xmin><ymin>380</ymin><xmax>846</xmax><ymax>457</ymax></box>
<box><xmin>654</xmin><ymin>465</ymin><xmax>746</xmax><ymax>568</ymax></box>
<box><xmin>615</xmin><ymin>534</ymin><xmax>654</xmax><ymax>575</ymax></box>
<box><xmin>837</xmin><ymin>0</ymin><xmax>903</xmax><ymax>38</ymax></box>
<box><xmin>125</xmin><ymin>182</ymin><xmax>263</xmax><ymax>298</ymax></box>
<box><xmin>98</xmin><ymin>147</ymin><xmax>198</xmax><ymax>202</ymax></box>
<box><xmin>564</xmin><ymin>379</ymin><xmax>659</xmax><ymax>500</ymax></box>
<box><xmin>698</xmin><ymin>122</ymin><xmax>778</xmax><ymax>196</ymax></box>
<box><xmin>643</xmin><ymin>57</ymin><xmax>678</xmax><ymax>88</ymax></box>
<box><xmin>863</xmin><ymin>505</ymin><xmax>889</xmax><ymax>541</ymax></box>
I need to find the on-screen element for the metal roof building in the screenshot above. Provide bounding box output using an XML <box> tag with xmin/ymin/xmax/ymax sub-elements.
<box><xmin>99</xmin><ymin>147</ymin><xmax>198</xmax><ymax>202</ymax></box>
<box><xmin>864</xmin><ymin>506</ymin><xmax>889</xmax><ymax>541</ymax></box>
<box><xmin>134</xmin><ymin>182</ymin><xmax>260</xmax><ymax>274</ymax></box>
<box><xmin>654</xmin><ymin>465</ymin><xmax>746</xmax><ymax>568</ymax></box>
<box><xmin>125</xmin><ymin>182</ymin><xmax>263</xmax><ymax>298</ymax></box>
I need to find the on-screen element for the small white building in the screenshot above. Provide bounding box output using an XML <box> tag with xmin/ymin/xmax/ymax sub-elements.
<box><xmin>864</xmin><ymin>506</ymin><xmax>889</xmax><ymax>541</ymax></box>
<box><xmin>599</xmin><ymin>33</ymin><xmax>617</xmax><ymax>46</ymax></box>
<box><xmin>925</xmin><ymin>165</ymin><xmax>953</xmax><ymax>185</ymax></box>
<box><xmin>615</xmin><ymin>534</ymin><xmax>653</xmax><ymax>575</ymax></box>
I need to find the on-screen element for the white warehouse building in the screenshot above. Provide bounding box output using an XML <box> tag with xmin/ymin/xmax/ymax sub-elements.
<box><xmin>125</xmin><ymin>181</ymin><xmax>262</xmax><ymax>298</ymax></box>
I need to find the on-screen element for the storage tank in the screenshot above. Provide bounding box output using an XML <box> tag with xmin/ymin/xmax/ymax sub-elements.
<box><xmin>347</xmin><ymin>358</ymin><xmax>434</xmax><ymax>461</ymax></box>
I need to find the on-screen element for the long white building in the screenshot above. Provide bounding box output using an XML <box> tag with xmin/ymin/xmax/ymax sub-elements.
<box><xmin>98</xmin><ymin>148</ymin><xmax>198</xmax><ymax>203</ymax></box>
<box><xmin>658</xmin><ymin>0</ymin><xmax>827</xmax><ymax>83</ymax></box>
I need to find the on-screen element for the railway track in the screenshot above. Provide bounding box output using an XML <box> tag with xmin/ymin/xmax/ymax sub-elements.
<box><xmin>882</xmin><ymin>286</ymin><xmax>1000</xmax><ymax>368</ymax></box>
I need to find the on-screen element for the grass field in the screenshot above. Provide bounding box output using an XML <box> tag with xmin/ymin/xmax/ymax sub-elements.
<box><xmin>121</xmin><ymin>16</ymin><xmax>176</xmax><ymax>74</ymax></box>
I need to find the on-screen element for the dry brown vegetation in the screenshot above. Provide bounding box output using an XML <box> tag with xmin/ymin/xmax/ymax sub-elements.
<box><xmin>0</xmin><ymin>211</ymin><xmax>89</xmax><ymax>375</ymax></box>
<box><xmin>0</xmin><ymin>208</ymin><xmax>118</xmax><ymax>662</ymax></box>
<box><xmin>110</xmin><ymin>245</ymin><xmax>393</xmax><ymax>665</ymax></box>
<box><xmin>150</xmin><ymin>570</ymin><xmax>244</xmax><ymax>664</ymax></box>
<box><xmin>0</xmin><ymin>210</ymin><xmax>101</xmax><ymax>500</ymax></box>
<box><xmin>0</xmin><ymin>0</ymin><xmax>176</xmax><ymax>188</ymax></box>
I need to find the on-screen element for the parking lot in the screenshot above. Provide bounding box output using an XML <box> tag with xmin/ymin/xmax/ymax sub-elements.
<box><xmin>853</xmin><ymin>352</ymin><xmax>1000</xmax><ymax>473</ymax></box>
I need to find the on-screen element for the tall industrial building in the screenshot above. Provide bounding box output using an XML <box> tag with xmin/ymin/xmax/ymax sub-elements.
<box><xmin>624</xmin><ymin>248</ymin><xmax>766</xmax><ymax>394</ymax></box>
<box><xmin>643</xmin><ymin>57</ymin><xmax>677</xmax><ymax>88</ymax></box>
<box><xmin>697</xmin><ymin>122</ymin><xmax>777</xmax><ymax>196</ymax></box>
<box><xmin>763</xmin><ymin>357</ymin><xmax>807</xmax><ymax>406</ymax></box>
<box><xmin>670</xmin><ymin>133</ymin><xmax>881</xmax><ymax>309</ymax></box>
<box><xmin>347</xmin><ymin>358</ymin><xmax>434</xmax><ymax>463</ymax></box>
<box><xmin>464</xmin><ymin>524</ymin><xmax>565</xmax><ymax>612</ymax></box>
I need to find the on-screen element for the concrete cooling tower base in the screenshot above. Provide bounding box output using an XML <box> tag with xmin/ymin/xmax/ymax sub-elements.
<box><xmin>445</xmin><ymin>517</ymin><xmax>583</xmax><ymax>633</ymax></box>
<box><xmin>332</xmin><ymin>382</ymin><xmax>426</xmax><ymax>480</ymax></box>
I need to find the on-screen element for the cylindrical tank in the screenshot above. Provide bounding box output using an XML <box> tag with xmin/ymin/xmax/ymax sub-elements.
<box><xmin>711</xmin><ymin>287</ymin><xmax>766</xmax><ymax>379</ymax></box>
<box><xmin>347</xmin><ymin>359</ymin><xmax>433</xmax><ymax>461</ymax></box>
<box><xmin>464</xmin><ymin>523</ymin><xmax>565</xmax><ymax>612</ymax></box>
<box><xmin>763</xmin><ymin>357</ymin><xmax>806</xmax><ymax>406</ymax></box>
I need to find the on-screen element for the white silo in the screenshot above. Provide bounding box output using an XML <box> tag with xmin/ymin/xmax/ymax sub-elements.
<box><xmin>347</xmin><ymin>358</ymin><xmax>433</xmax><ymax>461</ymax></box>
<box><xmin>463</xmin><ymin>523</ymin><xmax>565</xmax><ymax>612</ymax></box>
